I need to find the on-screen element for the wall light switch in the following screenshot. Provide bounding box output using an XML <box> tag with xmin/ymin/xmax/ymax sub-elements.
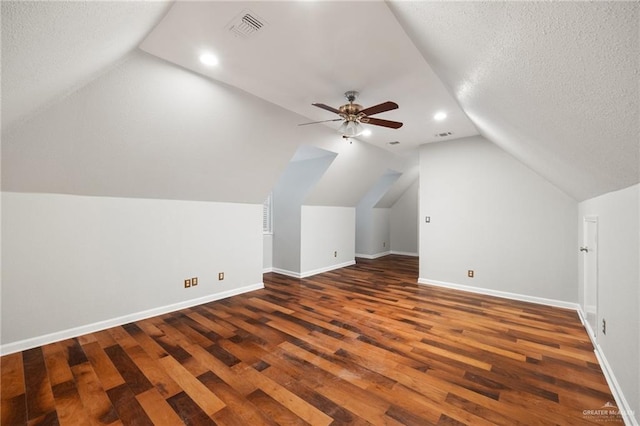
<box><xmin>425</xmin><ymin>216</ymin><xmax>431</xmax><ymax>223</ymax></box>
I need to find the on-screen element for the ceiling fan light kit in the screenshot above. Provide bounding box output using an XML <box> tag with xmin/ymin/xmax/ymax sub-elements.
<box><xmin>302</xmin><ymin>91</ymin><xmax>403</xmax><ymax>139</ymax></box>
<box><xmin>338</xmin><ymin>120</ymin><xmax>364</xmax><ymax>137</ymax></box>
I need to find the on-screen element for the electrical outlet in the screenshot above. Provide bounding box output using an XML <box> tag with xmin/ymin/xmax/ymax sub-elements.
<box><xmin>184</xmin><ymin>279</ymin><xmax>191</xmax><ymax>288</ymax></box>
<box><xmin>467</xmin><ymin>270</ymin><xmax>474</xmax><ymax>278</ymax></box>
<box><xmin>425</xmin><ymin>216</ymin><xmax>431</xmax><ymax>223</ymax></box>
<box><xmin>218</xmin><ymin>272</ymin><xmax>224</xmax><ymax>281</ymax></box>
<box><xmin>192</xmin><ymin>277</ymin><xmax>198</xmax><ymax>286</ymax></box>
<box><xmin>602</xmin><ymin>318</ymin><xmax>606</xmax><ymax>335</ymax></box>
<box><xmin>334</xmin><ymin>251</ymin><xmax>337</xmax><ymax>258</ymax></box>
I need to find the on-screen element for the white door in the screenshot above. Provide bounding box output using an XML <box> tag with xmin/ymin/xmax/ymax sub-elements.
<box><xmin>582</xmin><ymin>216</ymin><xmax>598</xmax><ymax>339</ymax></box>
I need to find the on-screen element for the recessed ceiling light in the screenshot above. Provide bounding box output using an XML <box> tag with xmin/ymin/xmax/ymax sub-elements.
<box><xmin>361</xmin><ymin>129</ymin><xmax>372</xmax><ymax>137</ymax></box>
<box><xmin>434</xmin><ymin>112</ymin><xmax>447</xmax><ymax>121</ymax></box>
<box><xmin>199</xmin><ymin>53</ymin><xmax>219</xmax><ymax>66</ymax></box>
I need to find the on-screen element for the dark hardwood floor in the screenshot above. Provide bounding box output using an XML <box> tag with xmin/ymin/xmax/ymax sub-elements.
<box><xmin>1</xmin><ymin>255</ymin><xmax>621</xmax><ymax>425</ymax></box>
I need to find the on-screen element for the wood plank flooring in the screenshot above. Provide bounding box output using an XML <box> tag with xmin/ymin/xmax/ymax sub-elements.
<box><xmin>1</xmin><ymin>255</ymin><xmax>622</xmax><ymax>425</ymax></box>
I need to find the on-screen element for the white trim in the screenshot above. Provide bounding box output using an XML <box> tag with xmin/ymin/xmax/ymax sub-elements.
<box><xmin>417</xmin><ymin>278</ymin><xmax>580</xmax><ymax>310</ymax></box>
<box><xmin>271</xmin><ymin>268</ymin><xmax>302</xmax><ymax>278</ymax></box>
<box><xmin>355</xmin><ymin>251</ymin><xmax>391</xmax><ymax>259</ymax></box>
<box><xmin>262</xmin><ymin>193</ymin><xmax>273</xmax><ymax>234</ymax></box>
<box><xmin>300</xmin><ymin>260</ymin><xmax>355</xmax><ymax>278</ymax></box>
<box><xmin>353</xmin><ymin>252</ymin><xmax>418</xmax><ymax>259</ymax></box>
<box><xmin>577</xmin><ymin>308</ymin><xmax>638</xmax><ymax>426</ymax></box>
<box><xmin>593</xmin><ymin>343</ymin><xmax>638</xmax><ymax>425</ymax></box>
<box><xmin>390</xmin><ymin>250</ymin><xmax>419</xmax><ymax>257</ymax></box>
<box><xmin>272</xmin><ymin>260</ymin><xmax>356</xmax><ymax>279</ymax></box>
<box><xmin>0</xmin><ymin>282</ymin><xmax>264</xmax><ymax>356</ymax></box>
<box><xmin>576</xmin><ymin>307</ymin><xmax>597</xmax><ymax>347</ymax></box>
<box><xmin>262</xmin><ymin>267</ymin><xmax>274</xmax><ymax>273</ymax></box>
<box><xmin>582</xmin><ymin>215</ymin><xmax>599</xmax><ymax>344</ymax></box>
<box><xmin>419</xmin><ymin>280</ymin><xmax>637</xmax><ymax>425</ymax></box>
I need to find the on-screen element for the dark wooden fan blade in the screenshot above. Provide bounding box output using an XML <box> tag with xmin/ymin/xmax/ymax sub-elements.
<box><xmin>312</xmin><ymin>103</ymin><xmax>341</xmax><ymax>115</ymax></box>
<box><xmin>359</xmin><ymin>101</ymin><xmax>398</xmax><ymax>117</ymax></box>
<box><xmin>298</xmin><ymin>118</ymin><xmax>343</xmax><ymax>126</ymax></box>
<box><xmin>363</xmin><ymin>117</ymin><xmax>403</xmax><ymax>129</ymax></box>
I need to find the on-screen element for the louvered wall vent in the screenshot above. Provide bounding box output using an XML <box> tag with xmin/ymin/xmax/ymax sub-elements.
<box><xmin>434</xmin><ymin>132</ymin><xmax>453</xmax><ymax>137</ymax></box>
<box><xmin>226</xmin><ymin>10</ymin><xmax>268</xmax><ymax>39</ymax></box>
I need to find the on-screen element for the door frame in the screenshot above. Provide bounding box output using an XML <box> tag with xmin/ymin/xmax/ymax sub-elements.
<box><xmin>582</xmin><ymin>215</ymin><xmax>598</xmax><ymax>340</ymax></box>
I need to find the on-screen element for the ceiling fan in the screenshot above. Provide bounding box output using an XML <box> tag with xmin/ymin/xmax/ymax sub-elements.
<box><xmin>300</xmin><ymin>91</ymin><xmax>403</xmax><ymax>138</ymax></box>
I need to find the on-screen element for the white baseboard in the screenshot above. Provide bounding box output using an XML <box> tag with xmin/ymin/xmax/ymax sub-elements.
<box><xmin>417</xmin><ymin>278</ymin><xmax>580</xmax><ymax>310</ymax></box>
<box><xmin>354</xmin><ymin>251</ymin><xmax>418</xmax><ymax>259</ymax></box>
<box><xmin>419</xmin><ymin>278</ymin><xmax>637</xmax><ymax>426</ymax></box>
<box><xmin>272</xmin><ymin>260</ymin><xmax>356</xmax><ymax>279</ymax></box>
<box><xmin>0</xmin><ymin>282</ymin><xmax>264</xmax><ymax>356</ymax></box>
<box><xmin>576</xmin><ymin>307</ymin><xmax>597</xmax><ymax>343</ymax></box>
<box><xmin>271</xmin><ymin>267</ymin><xmax>301</xmax><ymax>278</ymax></box>
<box><xmin>577</xmin><ymin>309</ymin><xmax>638</xmax><ymax>426</ymax></box>
<box><xmin>355</xmin><ymin>251</ymin><xmax>390</xmax><ymax>259</ymax></box>
<box><xmin>300</xmin><ymin>260</ymin><xmax>355</xmax><ymax>278</ymax></box>
<box><xmin>262</xmin><ymin>267</ymin><xmax>274</xmax><ymax>273</ymax></box>
<box><xmin>585</xmin><ymin>304</ymin><xmax>597</xmax><ymax>315</ymax></box>
<box><xmin>390</xmin><ymin>251</ymin><xmax>419</xmax><ymax>257</ymax></box>
<box><xmin>594</xmin><ymin>343</ymin><xmax>638</xmax><ymax>425</ymax></box>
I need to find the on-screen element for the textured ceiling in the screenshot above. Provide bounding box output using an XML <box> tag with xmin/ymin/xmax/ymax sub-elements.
<box><xmin>1</xmin><ymin>0</ymin><xmax>172</xmax><ymax>130</ymax></box>
<box><xmin>138</xmin><ymin>1</ymin><xmax>478</xmax><ymax>154</ymax></box>
<box><xmin>388</xmin><ymin>1</ymin><xmax>639</xmax><ymax>201</ymax></box>
<box><xmin>2</xmin><ymin>1</ymin><xmax>638</xmax><ymax>202</ymax></box>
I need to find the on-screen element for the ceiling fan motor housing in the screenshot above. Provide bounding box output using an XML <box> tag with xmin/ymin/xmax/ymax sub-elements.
<box><xmin>339</xmin><ymin>103</ymin><xmax>363</xmax><ymax>121</ymax></box>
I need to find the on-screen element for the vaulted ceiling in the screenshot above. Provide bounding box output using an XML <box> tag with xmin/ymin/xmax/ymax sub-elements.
<box><xmin>2</xmin><ymin>1</ymin><xmax>638</xmax><ymax>202</ymax></box>
<box><xmin>1</xmin><ymin>1</ymin><xmax>173</xmax><ymax>129</ymax></box>
<box><xmin>388</xmin><ymin>1</ymin><xmax>639</xmax><ymax>201</ymax></box>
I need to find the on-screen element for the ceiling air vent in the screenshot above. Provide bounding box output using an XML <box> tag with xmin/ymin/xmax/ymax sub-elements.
<box><xmin>434</xmin><ymin>132</ymin><xmax>453</xmax><ymax>138</ymax></box>
<box><xmin>388</xmin><ymin>141</ymin><xmax>400</xmax><ymax>145</ymax></box>
<box><xmin>226</xmin><ymin>10</ymin><xmax>268</xmax><ymax>39</ymax></box>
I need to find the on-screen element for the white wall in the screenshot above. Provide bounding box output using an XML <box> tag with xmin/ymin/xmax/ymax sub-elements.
<box><xmin>2</xmin><ymin>50</ymin><xmax>335</xmax><ymax>204</ymax></box>
<box><xmin>578</xmin><ymin>184</ymin><xmax>639</xmax><ymax>423</ymax></box>
<box><xmin>390</xmin><ymin>179</ymin><xmax>419</xmax><ymax>256</ymax></box>
<box><xmin>301</xmin><ymin>206</ymin><xmax>355</xmax><ymax>276</ymax></box>
<box><xmin>357</xmin><ymin>207</ymin><xmax>391</xmax><ymax>258</ymax></box>
<box><xmin>371</xmin><ymin>208</ymin><xmax>391</xmax><ymax>256</ymax></box>
<box><xmin>304</xmin><ymin>138</ymin><xmax>409</xmax><ymax>207</ymax></box>
<box><xmin>419</xmin><ymin>136</ymin><xmax>578</xmax><ymax>303</ymax></box>
<box><xmin>272</xmin><ymin>153</ymin><xmax>336</xmax><ymax>275</ymax></box>
<box><xmin>355</xmin><ymin>171</ymin><xmax>400</xmax><ymax>257</ymax></box>
<box><xmin>263</xmin><ymin>234</ymin><xmax>273</xmax><ymax>272</ymax></box>
<box><xmin>1</xmin><ymin>192</ymin><xmax>263</xmax><ymax>353</ymax></box>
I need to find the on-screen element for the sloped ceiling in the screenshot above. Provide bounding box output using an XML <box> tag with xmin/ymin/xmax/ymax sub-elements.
<box><xmin>388</xmin><ymin>1</ymin><xmax>639</xmax><ymax>201</ymax></box>
<box><xmin>138</xmin><ymin>0</ymin><xmax>478</xmax><ymax>154</ymax></box>
<box><xmin>2</xmin><ymin>51</ymin><xmax>329</xmax><ymax>204</ymax></box>
<box><xmin>1</xmin><ymin>0</ymin><xmax>172</xmax><ymax>130</ymax></box>
<box><xmin>302</xmin><ymin>137</ymin><xmax>413</xmax><ymax>206</ymax></box>
<box><xmin>357</xmin><ymin>170</ymin><xmax>402</xmax><ymax>210</ymax></box>
<box><xmin>2</xmin><ymin>1</ymin><xmax>638</xmax><ymax>203</ymax></box>
<box><xmin>376</xmin><ymin>164</ymin><xmax>419</xmax><ymax>209</ymax></box>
